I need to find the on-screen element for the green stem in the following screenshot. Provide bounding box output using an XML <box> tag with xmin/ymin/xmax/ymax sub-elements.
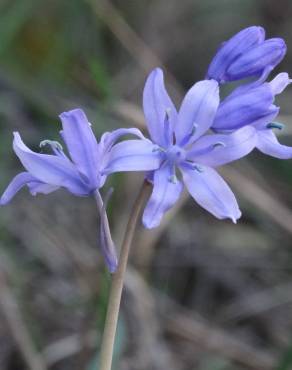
<box><xmin>99</xmin><ymin>180</ymin><xmax>151</xmax><ymax>370</ymax></box>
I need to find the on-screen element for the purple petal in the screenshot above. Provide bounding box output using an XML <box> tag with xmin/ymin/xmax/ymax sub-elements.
<box><xmin>269</xmin><ymin>72</ymin><xmax>292</xmax><ymax>95</ymax></box>
<box><xmin>181</xmin><ymin>165</ymin><xmax>241</xmax><ymax>223</ymax></box>
<box><xmin>142</xmin><ymin>165</ymin><xmax>183</xmax><ymax>228</ymax></box>
<box><xmin>59</xmin><ymin>109</ymin><xmax>100</xmax><ymax>188</ymax></box>
<box><xmin>251</xmin><ymin>105</ymin><xmax>279</xmax><ymax>129</ymax></box>
<box><xmin>27</xmin><ymin>182</ymin><xmax>59</xmax><ymax>196</ymax></box>
<box><xmin>213</xmin><ymin>84</ymin><xmax>273</xmax><ymax>131</ymax></box>
<box><xmin>95</xmin><ymin>189</ymin><xmax>118</xmax><ymax>273</ymax></box>
<box><xmin>0</xmin><ymin>172</ymin><xmax>59</xmax><ymax>205</ymax></box>
<box><xmin>143</xmin><ymin>68</ymin><xmax>178</xmax><ymax>146</ymax></box>
<box><xmin>100</xmin><ymin>128</ymin><xmax>146</xmax><ymax>153</ymax></box>
<box><xmin>1</xmin><ymin>172</ymin><xmax>35</xmax><ymax>205</ymax></box>
<box><xmin>187</xmin><ymin>126</ymin><xmax>257</xmax><ymax>166</ymax></box>
<box><xmin>13</xmin><ymin>132</ymin><xmax>88</xmax><ymax>196</ymax></box>
<box><xmin>226</xmin><ymin>38</ymin><xmax>287</xmax><ymax>81</ymax></box>
<box><xmin>206</xmin><ymin>26</ymin><xmax>265</xmax><ymax>82</ymax></box>
<box><xmin>256</xmin><ymin>129</ymin><xmax>292</xmax><ymax>159</ymax></box>
<box><xmin>104</xmin><ymin>139</ymin><xmax>162</xmax><ymax>174</ymax></box>
<box><xmin>176</xmin><ymin>80</ymin><xmax>219</xmax><ymax>145</ymax></box>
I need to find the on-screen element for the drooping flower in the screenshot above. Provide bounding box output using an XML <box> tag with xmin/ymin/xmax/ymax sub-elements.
<box><xmin>206</xmin><ymin>26</ymin><xmax>286</xmax><ymax>84</ymax></box>
<box><xmin>0</xmin><ymin>108</ymin><xmax>142</xmax><ymax>272</ymax></box>
<box><xmin>104</xmin><ymin>68</ymin><xmax>257</xmax><ymax>228</ymax></box>
<box><xmin>213</xmin><ymin>72</ymin><xmax>292</xmax><ymax>159</ymax></box>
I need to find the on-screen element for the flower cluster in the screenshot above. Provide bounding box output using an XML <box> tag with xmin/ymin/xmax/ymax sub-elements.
<box><xmin>1</xmin><ymin>26</ymin><xmax>291</xmax><ymax>272</ymax></box>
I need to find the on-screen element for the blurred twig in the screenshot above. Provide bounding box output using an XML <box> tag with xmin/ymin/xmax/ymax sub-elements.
<box><xmin>43</xmin><ymin>331</ymin><xmax>97</xmax><ymax>367</ymax></box>
<box><xmin>85</xmin><ymin>0</ymin><xmax>183</xmax><ymax>95</ymax></box>
<box><xmin>218</xmin><ymin>281</ymin><xmax>292</xmax><ymax>323</ymax></box>
<box><xmin>0</xmin><ymin>253</ymin><xmax>47</xmax><ymax>370</ymax></box>
<box><xmin>123</xmin><ymin>267</ymin><xmax>177</xmax><ymax>370</ymax></box>
<box><xmin>222</xmin><ymin>167</ymin><xmax>292</xmax><ymax>235</ymax></box>
<box><xmin>159</xmin><ymin>293</ymin><xmax>276</xmax><ymax>370</ymax></box>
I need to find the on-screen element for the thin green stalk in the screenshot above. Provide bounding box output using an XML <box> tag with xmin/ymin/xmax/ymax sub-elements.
<box><xmin>99</xmin><ymin>180</ymin><xmax>151</xmax><ymax>370</ymax></box>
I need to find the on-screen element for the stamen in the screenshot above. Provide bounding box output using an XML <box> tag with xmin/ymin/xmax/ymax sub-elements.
<box><xmin>180</xmin><ymin>123</ymin><xmax>199</xmax><ymax>147</ymax></box>
<box><xmin>40</xmin><ymin>140</ymin><xmax>66</xmax><ymax>157</ymax></box>
<box><xmin>191</xmin><ymin>123</ymin><xmax>198</xmax><ymax>135</ymax></box>
<box><xmin>213</xmin><ymin>141</ymin><xmax>226</xmax><ymax>148</ymax></box>
<box><xmin>164</xmin><ymin>109</ymin><xmax>172</xmax><ymax>145</ymax></box>
<box><xmin>193</xmin><ymin>164</ymin><xmax>204</xmax><ymax>173</ymax></box>
<box><xmin>168</xmin><ymin>174</ymin><xmax>178</xmax><ymax>184</ymax></box>
<box><xmin>266</xmin><ymin>122</ymin><xmax>285</xmax><ymax>130</ymax></box>
<box><xmin>152</xmin><ymin>145</ymin><xmax>166</xmax><ymax>153</ymax></box>
<box><xmin>40</xmin><ymin>139</ymin><xmax>63</xmax><ymax>151</ymax></box>
<box><xmin>165</xmin><ymin>107</ymin><xmax>172</xmax><ymax>120</ymax></box>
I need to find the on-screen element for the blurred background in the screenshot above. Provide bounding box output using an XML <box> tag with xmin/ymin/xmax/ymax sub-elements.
<box><xmin>0</xmin><ymin>0</ymin><xmax>292</xmax><ymax>369</ymax></box>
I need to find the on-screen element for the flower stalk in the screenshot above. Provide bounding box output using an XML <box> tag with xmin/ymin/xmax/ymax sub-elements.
<box><xmin>99</xmin><ymin>180</ymin><xmax>151</xmax><ymax>370</ymax></box>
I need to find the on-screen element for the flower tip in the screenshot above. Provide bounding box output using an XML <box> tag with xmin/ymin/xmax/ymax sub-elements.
<box><xmin>153</xmin><ymin>66</ymin><xmax>163</xmax><ymax>75</ymax></box>
<box><xmin>256</xmin><ymin>25</ymin><xmax>265</xmax><ymax>35</ymax></box>
<box><xmin>142</xmin><ymin>217</ymin><xmax>159</xmax><ymax>229</ymax></box>
<box><xmin>230</xmin><ymin>210</ymin><xmax>241</xmax><ymax>224</ymax></box>
<box><xmin>59</xmin><ymin>108</ymin><xmax>85</xmax><ymax>120</ymax></box>
<box><xmin>108</xmin><ymin>258</ymin><xmax>118</xmax><ymax>274</ymax></box>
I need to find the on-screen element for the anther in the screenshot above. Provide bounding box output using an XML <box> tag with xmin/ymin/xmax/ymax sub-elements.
<box><xmin>165</xmin><ymin>107</ymin><xmax>172</xmax><ymax>120</ymax></box>
<box><xmin>191</xmin><ymin>123</ymin><xmax>198</xmax><ymax>135</ymax></box>
<box><xmin>267</xmin><ymin>122</ymin><xmax>285</xmax><ymax>130</ymax></box>
<box><xmin>152</xmin><ymin>145</ymin><xmax>165</xmax><ymax>153</ymax></box>
<box><xmin>213</xmin><ymin>141</ymin><xmax>226</xmax><ymax>148</ymax></box>
<box><xmin>193</xmin><ymin>165</ymin><xmax>204</xmax><ymax>173</ymax></box>
<box><xmin>168</xmin><ymin>174</ymin><xmax>178</xmax><ymax>184</ymax></box>
<box><xmin>40</xmin><ymin>140</ymin><xmax>63</xmax><ymax>151</ymax></box>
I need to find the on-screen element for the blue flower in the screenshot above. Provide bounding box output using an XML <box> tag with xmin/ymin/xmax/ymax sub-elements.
<box><xmin>0</xmin><ymin>108</ymin><xmax>142</xmax><ymax>272</ymax></box>
<box><xmin>206</xmin><ymin>26</ymin><xmax>286</xmax><ymax>83</ymax></box>
<box><xmin>213</xmin><ymin>73</ymin><xmax>292</xmax><ymax>159</ymax></box>
<box><xmin>105</xmin><ymin>68</ymin><xmax>257</xmax><ymax>228</ymax></box>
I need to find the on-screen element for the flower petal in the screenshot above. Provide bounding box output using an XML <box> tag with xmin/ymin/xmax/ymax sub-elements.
<box><xmin>143</xmin><ymin>68</ymin><xmax>178</xmax><ymax>146</ymax></box>
<box><xmin>27</xmin><ymin>182</ymin><xmax>59</xmax><ymax>196</ymax></box>
<box><xmin>100</xmin><ymin>127</ymin><xmax>147</xmax><ymax>152</ymax></box>
<box><xmin>1</xmin><ymin>172</ymin><xmax>35</xmax><ymax>205</ymax></box>
<box><xmin>256</xmin><ymin>129</ymin><xmax>292</xmax><ymax>159</ymax></box>
<box><xmin>213</xmin><ymin>84</ymin><xmax>273</xmax><ymax>131</ymax></box>
<box><xmin>251</xmin><ymin>105</ymin><xmax>279</xmax><ymax>130</ymax></box>
<box><xmin>206</xmin><ymin>26</ymin><xmax>265</xmax><ymax>82</ymax></box>
<box><xmin>104</xmin><ymin>139</ymin><xmax>162</xmax><ymax>174</ymax></box>
<box><xmin>143</xmin><ymin>165</ymin><xmax>183</xmax><ymax>228</ymax></box>
<box><xmin>181</xmin><ymin>165</ymin><xmax>241</xmax><ymax>222</ymax></box>
<box><xmin>59</xmin><ymin>109</ymin><xmax>100</xmax><ymax>188</ymax></box>
<box><xmin>95</xmin><ymin>189</ymin><xmax>118</xmax><ymax>273</ymax></box>
<box><xmin>226</xmin><ymin>38</ymin><xmax>286</xmax><ymax>81</ymax></box>
<box><xmin>176</xmin><ymin>80</ymin><xmax>219</xmax><ymax>145</ymax></box>
<box><xmin>269</xmin><ymin>72</ymin><xmax>292</xmax><ymax>95</ymax></box>
<box><xmin>0</xmin><ymin>172</ymin><xmax>59</xmax><ymax>205</ymax></box>
<box><xmin>187</xmin><ymin>126</ymin><xmax>257</xmax><ymax>166</ymax></box>
<box><xmin>13</xmin><ymin>132</ymin><xmax>88</xmax><ymax>196</ymax></box>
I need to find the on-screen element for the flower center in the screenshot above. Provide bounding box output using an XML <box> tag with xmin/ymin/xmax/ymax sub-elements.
<box><xmin>166</xmin><ymin>145</ymin><xmax>186</xmax><ymax>164</ymax></box>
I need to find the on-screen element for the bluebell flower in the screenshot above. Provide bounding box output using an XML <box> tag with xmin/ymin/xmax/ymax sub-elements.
<box><xmin>213</xmin><ymin>73</ymin><xmax>292</xmax><ymax>159</ymax></box>
<box><xmin>0</xmin><ymin>108</ymin><xmax>142</xmax><ymax>272</ymax></box>
<box><xmin>206</xmin><ymin>26</ymin><xmax>286</xmax><ymax>83</ymax></box>
<box><xmin>105</xmin><ymin>68</ymin><xmax>257</xmax><ymax>228</ymax></box>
